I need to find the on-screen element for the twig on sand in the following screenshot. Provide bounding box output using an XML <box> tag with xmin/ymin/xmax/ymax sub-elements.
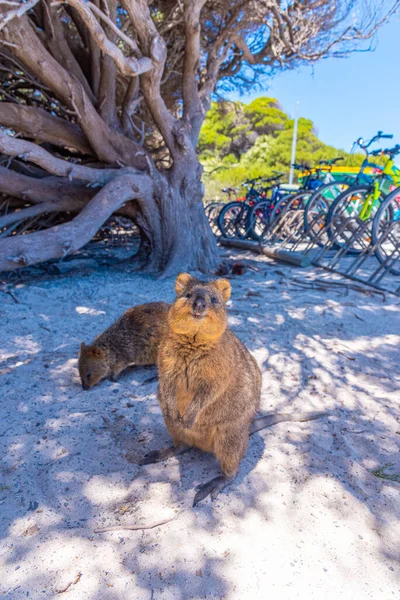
<box><xmin>94</xmin><ymin>515</ymin><xmax>176</xmax><ymax>533</ymax></box>
<box><xmin>337</xmin><ymin>351</ymin><xmax>356</xmax><ymax>361</ymax></box>
<box><xmin>0</xmin><ymin>286</ymin><xmax>19</xmax><ymax>303</ymax></box>
<box><xmin>55</xmin><ymin>572</ymin><xmax>81</xmax><ymax>594</ymax></box>
<box><xmin>291</xmin><ymin>277</ymin><xmax>386</xmax><ymax>299</ymax></box>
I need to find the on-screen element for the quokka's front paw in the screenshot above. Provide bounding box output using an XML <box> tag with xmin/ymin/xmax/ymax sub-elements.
<box><xmin>178</xmin><ymin>413</ymin><xmax>195</xmax><ymax>429</ymax></box>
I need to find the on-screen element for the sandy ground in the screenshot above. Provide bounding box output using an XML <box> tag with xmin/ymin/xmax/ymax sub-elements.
<box><xmin>0</xmin><ymin>251</ymin><xmax>399</xmax><ymax>599</ymax></box>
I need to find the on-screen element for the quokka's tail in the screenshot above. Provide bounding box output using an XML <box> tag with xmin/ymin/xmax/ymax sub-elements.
<box><xmin>250</xmin><ymin>411</ymin><xmax>330</xmax><ymax>435</ymax></box>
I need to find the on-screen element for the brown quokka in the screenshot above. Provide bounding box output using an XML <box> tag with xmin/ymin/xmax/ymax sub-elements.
<box><xmin>140</xmin><ymin>274</ymin><xmax>328</xmax><ymax>506</ymax></box>
<box><xmin>79</xmin><ymin>302</ymin><xmax>170</xmax><ymax>390</ymax></box>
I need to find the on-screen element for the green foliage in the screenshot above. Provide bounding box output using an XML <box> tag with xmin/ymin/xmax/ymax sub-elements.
<box><xmin>244</xmin><ymin>97</ymin><xmax>287</xmax><ymax>135</ymax></box>
<box><xmin>199</xmin><ymin>98</ymin><xmax>365</xmax><ymax>201</ymax></box>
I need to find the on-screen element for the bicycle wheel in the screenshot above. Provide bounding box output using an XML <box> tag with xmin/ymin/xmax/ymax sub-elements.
<box><xmin>217</xmin><ymin>201</ymin><xmax>250</xmax><ymax>239</ymax></box>
<box><xmin>205</xmin><ymin>202</ymin><xmax>220</xmax><ymax>220</ymax></box>
<box><xmin>206</xmin><ymin>202</ymin><xmax>223</xmax><ymax>237</ymax></box>
<box><xmin>325</xmin><ymin>185</ymin><xmax>382</xmax><ymax>253</ymax></box>
<box><xmin>371</xmin><ymin>190</ymin><xmax>399</xmax><ymax>274</ymax></box>
<box><xmin>246</xmin><ymin>199</ymin><xmax>274</xmax><ymax>240</ymax></box>
<box><xmin>304</xmin><ymin>180</ymin><xmax>350</xmax><ymax>245</ymax></box>
<box><xmin>267</xmin><ymin>191</ymin><xmax>311</xmax><ymax>243</ymax></box>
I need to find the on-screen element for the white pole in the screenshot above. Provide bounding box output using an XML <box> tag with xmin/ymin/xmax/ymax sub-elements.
<box><xmin>289</xmin><ymin>101</ymin><xmax>300</xmax><ymax>185</ymax></box>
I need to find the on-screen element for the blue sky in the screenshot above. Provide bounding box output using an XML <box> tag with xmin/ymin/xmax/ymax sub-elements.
<box><xmin>230</xmin><ymin>18</ymin><xmax>399</xmax><ymax>154</ymax></box>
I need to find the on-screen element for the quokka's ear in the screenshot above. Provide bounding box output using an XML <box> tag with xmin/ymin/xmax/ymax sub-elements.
<box><xmin>175</xmin><ymin>272</ymin><xmax>193</xmax><ymax>295</ymax></box>
<box><xmin>86</xmin><ymin>345</ymin><xmax>105</xmax><ymax>359</ymax></box>
<box><xmin>80</xmin><ymin>342</ymin><xmax>86</xmax><ymax>354</ymax></box>
<box><xmin>213</xmin><ymin>278</ymin><xmax>231</xmax><ymax>302</ymax></box>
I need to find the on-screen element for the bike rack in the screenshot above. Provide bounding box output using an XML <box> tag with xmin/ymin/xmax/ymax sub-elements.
<box><xmin>259</xmin><ymin>207</ymin><xmax>400</xmax><ymax>296</ymax></box>
<box><xmin>217</xmin><ymin>202</ymin><xmax>400</xmax><ymax>296</ymax></box>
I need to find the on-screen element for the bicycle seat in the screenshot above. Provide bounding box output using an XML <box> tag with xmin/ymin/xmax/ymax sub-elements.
<box><xmin>320</xmin><ymin>157</ymin><xmax>344</xmax><ymax>165</ymax></box>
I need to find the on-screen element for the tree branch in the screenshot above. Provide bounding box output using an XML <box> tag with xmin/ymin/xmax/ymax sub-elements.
<box><xmin>0</xmin><ymin>172</ymin><xmax>152</xmax><ymax>271</ymax></box>
<box><xmin>0</xmin><ymin>9</ymin><xmax>149</xmax><ymax>168</ymax></box>
<box><xmin>0</xmin><ymin>103</ymin><xmax>92</xmax><ymax>154</ymax></box>
<box><xmin>182</xmin><ymin>0</ymin><xmax>207</xmax><ymax>144</ymax></box>
<box><xmin>0</xmin><ymin>0</ymin><xmax>41</xmax><ymax>31</ymax></box>
<box><xmin>55</xmin><ymin>0</ymin><xmax>152</xmax><ymax>77</ymax></box>
<box><xmin>0</xmin><ymin>131</ymin><xmax>118</xmax><ymax>183</ymax></box>
<box><xmin>43</xmin><ymin>0</ymin><xmax>96</xmax><ymax>104</ymax></box>
<box><xmin>97</xmin><ymin>0</ymin><xmax>120</xmax><ymax>129</ymax></box>
<box><xmin>85</xmin><ymin>0</ymin><xmax>140</xmax><ymax>54</ymax></box>
<box><xmin>121</xmin><ymin>0</ymin><xmax>178</xmax><ymax>155</ymax></box>
<box><xmin>0</xmin><ymin>165</ymin><xmax>95</xmax><ymax>205</ymax></box>
<box><xmin>0</xmin><ymin>198</ymin><xmax>84</xmax><ymax>230</ymax></box>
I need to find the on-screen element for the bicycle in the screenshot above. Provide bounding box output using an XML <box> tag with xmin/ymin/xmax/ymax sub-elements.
<box><xmin>326</xmin><ymin>132</ymin><xmax>398</xmax><ymax>253</ymax></box>
<box><xmin>302</xmin><ymin>157</ymin><xmax>354</xmax><ymax>244</ymax></box>
<box><xmin>371</xmin><ymin>168</ymin><xmax>400</xmax><ymax>275</ymax></box>
<box><xmin>250</xmin><ymin>159</ymin><xmax>346</xmax><ymax>244</ymax></box>
<box><xmin>217</xmin><ymin>174</ymin><xmax>284</xmax><ymax>239</ymax></box>
<box><xmin>245</xmin><ymin>173</ymin><xmax>297</xmax><ymax>240</ymax></box>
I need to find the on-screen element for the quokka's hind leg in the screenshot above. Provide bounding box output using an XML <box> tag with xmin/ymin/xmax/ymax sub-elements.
<box><xmin>139</xmin><ymin>420</ymin><xmax>191</xmax><ymax>465</ymax></box>
<box><xmin>192</xmin><ymin>426</ymin><xmax>248</xmax><ymax>507</ymax></box>
<box><xmin>139</xmin><ymin>444</ymin><xmax>190</xmax><ymax>466</ymax></box>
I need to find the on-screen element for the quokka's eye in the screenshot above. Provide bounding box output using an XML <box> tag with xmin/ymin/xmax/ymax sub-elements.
<box><xmin>185</xmin><ymin>293</ymin><xmax>192</xmax><ymax>299</ymax></box>
<box><xmin>87</xmin><ymin>372</ymin><xmax>92</xmax><ymax>378</ymax></box>
<box><xmin>211</xmin><ymin>296</ymin><xmax>218</xmax><ymax>304</ymax></box>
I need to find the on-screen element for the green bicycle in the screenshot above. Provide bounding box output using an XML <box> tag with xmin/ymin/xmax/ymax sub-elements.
<box><xmin>326</xmin><ymin>134</ymin><xmax>400</xmax><ymax>253</ymax></box>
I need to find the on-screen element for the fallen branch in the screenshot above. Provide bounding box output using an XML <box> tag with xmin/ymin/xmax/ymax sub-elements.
<box><xmin>220</xmin><ymin>238</ymin><xmax>311</xmax><ymax>267</ymax></box>
<box><xmin>94</xmin><ymin>515</ymin><xmax>176</xmax><ymax>533</ymax></box>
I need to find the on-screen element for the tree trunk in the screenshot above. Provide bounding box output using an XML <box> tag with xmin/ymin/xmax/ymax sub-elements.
<box><xmin>155</xmin><ymin>161</ymin><xmax>219</xmax><ymax>275</ymax></box>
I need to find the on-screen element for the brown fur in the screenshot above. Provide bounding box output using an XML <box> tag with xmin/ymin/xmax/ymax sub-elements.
<box><xmin>78</xmin><ymin>302</ymin><xmax>170</xmax><ymax>390</ymax></box>
<box><xmin>156</xmin><ymin>273</ymin><xmax>262</xmax><ymax>500</ymax></box>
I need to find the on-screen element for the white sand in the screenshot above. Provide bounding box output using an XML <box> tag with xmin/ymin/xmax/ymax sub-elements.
<box><xmin>0</xmin><ymin>253</ymin><xmax>399</xmax><ymax>599</ymax></box>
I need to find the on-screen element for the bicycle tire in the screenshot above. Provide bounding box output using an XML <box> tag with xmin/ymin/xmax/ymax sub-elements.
<box><xmin>371</xmin><ymin>190</ymin><xmax>399</xmax><ymax>274</ymax></box>
<box><xmin>265</xmin><ymin>191</ymin><xmax>311</xmax><ymax>244</ymax></box>
<box><xmin>245</xmin><ymin>199</ymin><xmax>275</xmax><ymax>240</ymax></box>
<box><xmin>206</xmin><ymin>202</ymin><xmax>224</xmax><ymax>237</ymax></box>
<box><xmin>303</xmin><ymin>180</ymin><xmax>350</xmax><ymax>245</ymax></box>
<box><xmin>325</xmin><ymin>185</ymin><xmax>383</xmax><ymax>254</ymax></box>
<box><xmin>205</xmin><ymin>202</ymin><xmax>220</xmax><ymax>219</ymax></box>
<box><xmin>217</xmin><ymin>201</ymin><xmax>251</xmax><ymax>239</ymax></box>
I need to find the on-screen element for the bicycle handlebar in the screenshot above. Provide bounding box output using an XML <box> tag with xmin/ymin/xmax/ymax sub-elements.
<box><xmin>355</xmin><ymin>131</ymin><xmax>394</xmax><ymax>155</ymax></box>
<box><xmin>291</xmin><ymin>163</ymin><xmax>310</xmax><ymax>171</ymax></box>
<box><xmin>379</xmin><ymin>144</ymin><xmax>400</xmax><ymax>158</ymax></box>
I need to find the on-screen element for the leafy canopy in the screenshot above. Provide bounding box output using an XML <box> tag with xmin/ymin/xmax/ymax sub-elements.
<box><xmin>199</xmin><ymin>98</ymin><xmax>368</xmax><ymax>199</ymax></box>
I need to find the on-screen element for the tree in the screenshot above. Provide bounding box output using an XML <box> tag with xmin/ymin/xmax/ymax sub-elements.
<box><xmin>0</xmin><ymin>0</ymin><xmax>398</xmax><ymax>274</ymax></box>
<box><xmin>199</xmin><ymin>100</ymin><xmax>372</xmax><ymax>199</ymax></box>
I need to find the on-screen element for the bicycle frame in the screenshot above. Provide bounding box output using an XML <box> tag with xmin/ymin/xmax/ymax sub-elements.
<box><xmin>358</xmin><ymin>155</ymin><xmax>400</xmax><ymax>221</ymax></box>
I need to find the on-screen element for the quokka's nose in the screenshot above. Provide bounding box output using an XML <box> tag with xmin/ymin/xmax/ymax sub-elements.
<box><xmin>193</xmin><ymin>296</ymin><xmax>206</xmax><ymax>313</ymax></box>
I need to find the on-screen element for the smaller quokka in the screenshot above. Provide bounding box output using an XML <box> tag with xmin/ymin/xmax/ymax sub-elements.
<box><xmin>79</xmin><ymin>302</ymin><xmax>170</xmax><ymax>390</ymax></box>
